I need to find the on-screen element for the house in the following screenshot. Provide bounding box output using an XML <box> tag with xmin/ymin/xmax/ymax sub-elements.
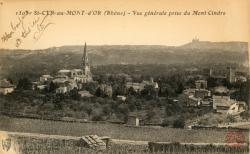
<box><xmin>213</xmin><ymin>95</ymin><xmax>231</xmax><ymax>113</ymax></box>
<box><xmin>126</xmin><ymin>82</ymin><xmax>145</xmax><ymax>92</ymax></box>
<box><xmin>127</xmin><ymin>115</ymin><xmax>140</xmax><ymax>127</ymax></box>
<box><xmin>213</xmin><ymin>95</ymin><xmax>247</xmax><ymax>114</ymax></box>
<box><xmin>55</xmin><ymin>79</ymin><xmax>78</xmax><ymax>94</ymax></box>
<box><xmin>31</xmin><ymin>81</ymin><xmax>39</xmax><ymax>90</ymax></box>
<box><xmin>184</xmin><ymin>88</ymin><xmax>212</xmax><ymax>107</ymax></box>
<box><xmin>185</xmin><ymin>67</ymin><xmax>199</xmax><ymax>73</ymax></box>
<box><xmin>142</xmin><ymin>78</ymin><xmax>159</xmax><ymax>89</ymax></box>
<box><xmin>209</xmin><ymin>67</ymin><xmax>236</xmax><ymax>83</ymax></box>
<box><xmin>66</xmin><ymin>80</ymin><xmax>78</xmax><ymax>91</ymax></box>
<box><xmin>56</xmin><ymin>86</ymin><xmax>68</xmax><ymax>94</ymax></box>
<box><xmin>214</xmin><ymin>86</ymin><xmax>229</xmax><ymax>94</ymax></box>
<box><xmin>58</xmin><ymin>69</ymin><xmax>71</xmax><ymax>77</ymax></box>
<box><xmin>99</xmin><ymin>84</ymin><xmax>113</xmax><ymax>97</ymax></box>
<box><xmin>37</xmin><ymin>85</ymin><xmax>47</xmax><ymax>90</ymax></box>
<box><xmin>0</xmin><ymin>79</ymin><xmax>14</xmax><ymax>95</ymax></box>
<box><xmin>126</xmin><ymin>78</ymin><xmax>159</xmax><ymax>94</ymax></box>
<box><xmin>53</xmin><ymin>75</ymin><xmax>69</xmax><ymax>84</ymax></box>
<box><xmin>235</xmin><ymin>76</ymin><xmax>247</xmax><ymax>82</ymax></box>
<box><xmin>78</xmin><ymin>90</ymin><xmax>93</xmax><ymax>98</ymax></box>
<box><xmin>184</xmin><ymin>88</ymin><xmax>196</xmax><ymax>95</ymax></box>
<box><xmin>40</xmin><ymin>74</ymin><xmax>53</xmax><ymax>83</ymax></box>
<box><xmin>194</xmin><ymin>89</ymin><xmax>211</xmax><ymax>99</ymax></box>
<box><xmin>186</xmin><ymin>96</ymin><xmax>201</xmax><ymax>107</ymax></box>
<box><xmin>186</xmin><ymin>95</ymin><xmax>212</xmax><ymax>107</ymax></box>
<box><xmin>195</xmin><ymin>80</ymin><xmax>207</xmax><ymax>89</ymax></box>
<box><xmin>201</xmin><ymin>98</ymin><xmax>212</xmax><ymax>107</ymax></box>
<box><xmin>117</xmin><ymin>95</ymin><xmax>126</xmax><ymax>101</ymax></box>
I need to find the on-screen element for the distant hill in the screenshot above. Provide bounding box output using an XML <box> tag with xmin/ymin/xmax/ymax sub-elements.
<box><xmin>0</xmin><ymin>41</ymin><xmax>249</xmax><ymax>79</ymax></box>
<box><xmin>179</xmin><ymin>41</ymin><xmax>248</xmax><ymax>53</ymax></box>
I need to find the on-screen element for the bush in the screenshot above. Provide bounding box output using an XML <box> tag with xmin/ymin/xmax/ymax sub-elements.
<box><xmin>240</xmin><ymin>111</ymin><xmax>250</xmax><ymax>120</ymax></box>
<box><xmin>17</xmin><ymin>78</ymin><xmax>32</xmax><ymax>90</ymax></box>
<box><xmin>161</xmin><ymin>119</ymin><xmax>171</xmax><ymax>127</ymax></box>
<box><xmin>226</xmin><ymin>115</ymin><xmax>235</xmax><ymax>123</ymax></box>
<box><xmin>173</xmin><ymin>118</ymin><xmax>185</xmax><ymax>128</ymax></box>
<box><xmin>92</xmin><ymin>114</ymin><xmax>104</xmax><ymax>121</ymax></box>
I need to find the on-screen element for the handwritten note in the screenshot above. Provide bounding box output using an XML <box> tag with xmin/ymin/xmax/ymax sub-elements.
<box><xmin>1</xmin><ymin>12</ymin><xmax>54</xmax><ymax>48</ymax></box>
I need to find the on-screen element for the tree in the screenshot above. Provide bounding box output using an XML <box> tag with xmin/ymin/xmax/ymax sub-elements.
<box><xmin>127</xmin><ymin>96</ymin><xmax>137</xmax><ymax>111</ymax></box>
<box><xmin>173</xmin><ymin>117</ymin><xmax>185</xmax><ymax>128</ymax></box>
<box><xmin>69</xmin><ymin>88</ymin><xmax>80</xmax><ymax>100</ymax></box>
<box><xmin>146</xmin><ymin>110</ymin><xmax>156</xmax><ymax>121</ymax></box>
<box><xmin>84</xmin><ymin>82</ymin><xmax>98</xmax><ymax>94</ymax></box>
<box><xmin>226</xmin><ymin>115</ymin><xmax>235</xmax><ymax>123</ymax></box>
<box><xmin>141</xmin><ymin>85</ymin><xmax>154</xmax><ymax>99</ymax></box>
<box><xmin>49</xmin><ymin>81</ymin><xmax>57</xmax><ymax>92</ymax></box>
<box><xmin>207</xmin><ymin>77</ymin><xmax>217</xmax><ymax>88</ymax></box>
<box><xmin>128</xmin><ymin>87</ymin><xmax>137</xmax><ymax>96</ymax></box>
<box><xmin>53</xmin><ymin>94</ymin><xmax>64</xmax><ymax>110</ymax></box>
<box><xmin>102</xmin><ymin>104</ymin><xmax>112</xmax><ymax>116</ymax></box>
<box><xmin>160</xmin><ymin>83</ymin><xmax>175</xmax><ymax>97</ymax></box>
<box><xmin>84</xmin><ymin>103</ymin><xmax>93</xmax><ymax>116</ymax></box>
<box><xmin>176</xmin><ymin>82</ymin><xmax>184</xmax><ymax>94</ymax></box>
<box><xmin>95</xmin><ymin>87</ymin><xmax>102</xmax><ymax>97</ymax></box>
<box><xmin>230</xmin><ymin>80</ymin><xmax>250</xmax><ymax>106</ymax></box>
<box><xmin>17</xmin><ymin>78</ymin><xmax>32</xmax><ymax>90</ymax></box>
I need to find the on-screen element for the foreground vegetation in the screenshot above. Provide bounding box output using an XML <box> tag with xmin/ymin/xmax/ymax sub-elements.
<box><xmin>16</xmin><ymin>145</ymin><xmax>250</xmax><ymax>154</ymax></box>
<box><xmin>0</xmin><ymin>116</ymin><xmax>249</xmax><ymax>143</ymax></box>
<box><xmin>4</xmin><ymin>131</ymin><xmax>249</xmax><ymax>154</ymax></box>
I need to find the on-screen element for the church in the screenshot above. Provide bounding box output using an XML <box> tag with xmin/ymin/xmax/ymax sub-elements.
<box><xmin>51</xmin><ymin>42</ymin><xmax>93</xmax><ymax>93</ymax></box>
<box><xmin>69</xmin><ymin>42</ymin><xmax>93</xmax><ymax>83</ymax></box>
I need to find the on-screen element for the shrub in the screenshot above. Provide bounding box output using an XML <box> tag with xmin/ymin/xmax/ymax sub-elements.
<box><xmin>173</xmin><ymin>118</ymin><xmax>185</xmax><ymax>128</ymax></box>
<box><xmin>161</xmin><ymin>119</ymin><xmax>171</xmax><ymax>127</ymax></box>
<box><xmin>226</xmin><ymin>115</ymin><xmax>235</xmax><ymax>123</ymax></box>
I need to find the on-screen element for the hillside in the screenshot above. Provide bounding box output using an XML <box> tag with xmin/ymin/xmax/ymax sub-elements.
<box><xmin>0</xmin><ymin>41</ymin><xmax>248</xmax><ymax>79</ymax></box>
<box><xmin>179</xmin><ymin>41</ymin><xmax>248</xmax><ymax>53</ymax></box>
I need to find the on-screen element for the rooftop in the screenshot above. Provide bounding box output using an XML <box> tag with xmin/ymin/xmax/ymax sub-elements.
<box><xmin>58</xmin><ymin>69</ymin><xmax>71</xmax><ymax>73</ymax></box>
<box><xmin>71</xmin><ymin>69</ymin><xmax>82</xmax><ymax>72</ymax></box>
<box><xmin>41</xmin><ymin>74</ymin><xmax>53</xmax><ymax>78</ymax></box>
<box><xmin>0</xmin><ymin>79</ymin><xmax>14</xmax><ymax>88</ymax></box>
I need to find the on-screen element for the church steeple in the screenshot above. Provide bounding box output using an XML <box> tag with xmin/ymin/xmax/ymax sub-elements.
<box><xmin>82</xmin><ymin>42</ymin><xmax>89</xmax><ymax>66</ymax></box>
<box><xmin>81</xmin><ymin>42</ymin><xmax>92</xmax><ymax>82</ymax></box>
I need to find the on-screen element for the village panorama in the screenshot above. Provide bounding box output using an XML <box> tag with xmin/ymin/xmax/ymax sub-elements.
<box><xmin>0</xmin><ymin>39</ymin><xmax>249</xmax><ymax>153</ymax></box>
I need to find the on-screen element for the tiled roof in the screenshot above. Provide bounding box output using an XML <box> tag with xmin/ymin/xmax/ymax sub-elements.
<box><xmin>0</xmin><ymin>79</ymin><xmax>14</xmax><ymax>88</ymax></box>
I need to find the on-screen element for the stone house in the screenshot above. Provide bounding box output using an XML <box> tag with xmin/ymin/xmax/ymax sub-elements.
<box><xmin>0</xmin><ymin>79</ymin><xmax>14</xmax><ymax>95</ymax></box>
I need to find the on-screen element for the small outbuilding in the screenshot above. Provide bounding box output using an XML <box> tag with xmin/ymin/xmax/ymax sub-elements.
<box><xmin>127</xmin><ymin>115</ymin><xmax>140</xmax><ymax>127</ymax></box>
<box><xmin>78</xmin><ymin>90</ymin><xmax>93</xmax><ymax>98</ymax></box>
<box><xmin>117</xmin><ymin>95</ymin><xmax>126</xmax><ymax>101</ymax></box>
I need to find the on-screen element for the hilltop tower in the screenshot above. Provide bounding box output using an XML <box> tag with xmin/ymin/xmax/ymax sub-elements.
<box><xmin>192</xmin><ymin>37</ymin><xmax>199</xmax><ymax>43</ymax></box>
<box><xmin>82</xmin><ymin>42</ymin><xmax>92</xmax><ymax>82</ymax></box>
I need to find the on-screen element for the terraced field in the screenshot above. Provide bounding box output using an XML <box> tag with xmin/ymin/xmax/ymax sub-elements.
<box><xmin>0</xmin><ymin>116</ymin><xmax>248</xmax><ymax>143</ymax></box>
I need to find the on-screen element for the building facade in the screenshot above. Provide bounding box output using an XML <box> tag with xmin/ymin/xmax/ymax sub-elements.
<box><xmin>0</xmin><ymin>79</ymin><xmax>15</xmax><ymax>95</ymax></box>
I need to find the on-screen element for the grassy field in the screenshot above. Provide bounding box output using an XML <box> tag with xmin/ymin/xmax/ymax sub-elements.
<box><xmin>0</xmin><ymin>115</ymin><xmax>248</xmax><ymax>143</ymax></box>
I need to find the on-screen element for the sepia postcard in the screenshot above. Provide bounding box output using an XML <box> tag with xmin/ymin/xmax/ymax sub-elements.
<box><xmin>0</xmin><ymin>0</ymin><xmax>250</xmax><ymax>153</ymax></box>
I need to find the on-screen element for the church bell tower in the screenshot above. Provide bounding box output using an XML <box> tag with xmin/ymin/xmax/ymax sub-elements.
<box><xmin>82</xmin><ymin>42</ymin><xmax>92</xmax><ymax>82</ymax></box>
